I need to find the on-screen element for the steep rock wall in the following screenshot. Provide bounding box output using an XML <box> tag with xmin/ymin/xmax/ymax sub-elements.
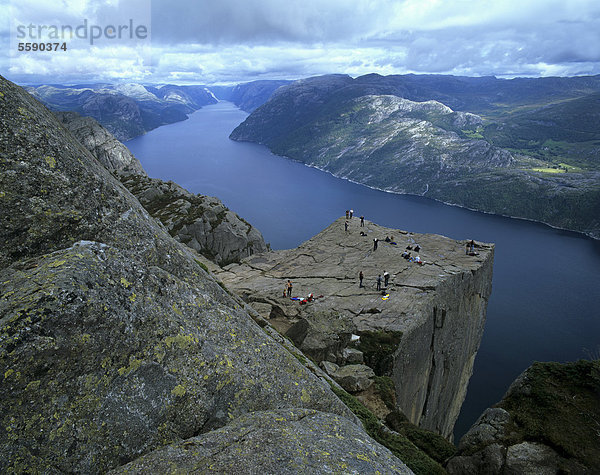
<box><xmin>391</xmin><ymin>253</ymin><xmax>493</xmax><ymax>437</ymax></box>
<box><xmin>217</xmin><ymin>217</ymin><xmax>494</xmax><ymax>439</ymax></box>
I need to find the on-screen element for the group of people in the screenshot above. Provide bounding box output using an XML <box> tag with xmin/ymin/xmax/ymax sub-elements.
<box><xmin>466</xmin><ymin>239</ymin><xmax>478</xmax><ymax>256</ymax></box>
<box><xmin>345</xmin><ymin>209</ymin><xmax>365</xmax><ymax>227</ymax></box>
<box><xmin>359</xmin><ymin>270</ymin><xmax>390</xmax><ymax>290</ymax></box>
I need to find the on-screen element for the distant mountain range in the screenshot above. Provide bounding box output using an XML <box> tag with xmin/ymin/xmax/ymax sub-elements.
<box><xmin>230</xmin><ymin>74</ymin><xmax>600</xmax><ymax>239</ymax></box>
<box><xmin>26</xmin><ymin>80</ymin><xmax>291</xmax><ymax>141</ymax></box>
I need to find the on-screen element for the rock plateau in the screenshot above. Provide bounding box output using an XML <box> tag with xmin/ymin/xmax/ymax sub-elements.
<box><xmin>217</xmin><ymin>216</ymin><xmax>495</xmax><ymax>439</ymax></box>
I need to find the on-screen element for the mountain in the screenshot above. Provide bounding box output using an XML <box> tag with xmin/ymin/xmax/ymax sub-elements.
<box><xmin>25</xmin><ymin>83</ymin><xmax>218</xmax><ymax>140</ymax></box>
<box><xmin>230</xmin><ymin>74</ymin><xmax>600</xmax><ymax>238</ymax></box>
<box><xmin>0</xmin><ymin>75</ymin><xmax>414</xmax><ymax>473</ymax></box>
<box><xmin>212</xmin><ymin>79</ymin><xmax>292</xmax><ymax>111</ymax></box>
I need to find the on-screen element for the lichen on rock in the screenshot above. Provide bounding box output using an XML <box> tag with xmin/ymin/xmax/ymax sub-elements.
<box><xmin>0</xmin><ymin>75</ymin><xmax>406</xmax><ymax>473</ymax></box>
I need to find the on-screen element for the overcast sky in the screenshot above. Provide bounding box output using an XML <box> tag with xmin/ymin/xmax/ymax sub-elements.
<box><xmin>2</xmin><ymin>0</ymin><xmax>600</xmax><ymax>85</ymax></box>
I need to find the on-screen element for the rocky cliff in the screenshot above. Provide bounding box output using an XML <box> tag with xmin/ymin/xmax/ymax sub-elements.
<box><xmin>216</xmin><ymin>217</ymin><xmax>494</xmax><ymax>440</ymax></box>
<box><xmin>446</xmin><ymin>360</ymin><xmax>600</xmax><ymax>473</ymax></box>
<box><xmin>54</xmin><ymin>111</ymin><xmax>147</xmax><ymax>175</ymax></box>
<box><xmin>54</xmin><ymin>111</ymin><xmax>268</xmax><ymax>267</ymax></box>
<box><xmin>120</xmin><ymin>174</ymin><xmax>268</xmax><ymax>266</ymax></box>
<box><xmin>0</xmin><ymin>75</ymin><xmax>412</xmax><ymax>473</ymax></box>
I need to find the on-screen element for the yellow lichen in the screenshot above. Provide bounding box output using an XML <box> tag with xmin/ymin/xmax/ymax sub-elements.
<box><xmin>171</xmin><ymin>384</ymin><xmax>186</xmax><ymax>397</ymax></box>
<box><xmin>120</xmin><ymin>277</ymin><xmax>132</xmax><ymax>288</ymax></box>
<box><xmin>171</xmin><ymin>303</ymin><xmax>183</xmax><ymax>316</ymax></box>
<box><xmin>44</xmin><ymin>156</ymin><xmax>56</xmax><ymax>168</ymax></box>
<box><xmin>129</xmin><ymin>293</ymin><xmax>136</xmax><ymax>303</ymax></box>
<box><xmin>164</xmin><ymin>333</ymin><xmax>198</xmax><ymax>349</ymax></box>
<box><xmin>4</xmin><ymin>369</ymin><xmax>14</xmax><ymax>379</ymax></box>
<box><xmin>301</xmin><ymin>389</ymin><xmax>310</xmax><ymax>403</ymax></box>
<box><xmin>117</xmin><ymin>357</ymin><xmax>142</xmax><ymax>376</ymax></box>
<box><xmin>48</xmin><ymin>259</ymin><xmax>66</xmax><ymax>268</ymax></box>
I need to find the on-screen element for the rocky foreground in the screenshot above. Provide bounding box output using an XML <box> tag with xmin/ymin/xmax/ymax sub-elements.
<box><xmin>216</xmin><ymin>216</ymin><xmax>494</xmax><ymax>439</ymax></box>
<box><xmin>0</xmin><ymin>75</ymin><xmax>413</xmax><ymax>473</ymax></box>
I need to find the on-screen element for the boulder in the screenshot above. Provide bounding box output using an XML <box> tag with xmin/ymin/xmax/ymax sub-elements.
<box><xmin>505</xmin><ymin>442</ymin><xmax>559</xmax><ymax>475</ymax></box>
<box><xmin>320</xmin><ymin>361</ymin><xmax>340</xmax><ymax>376</ymax></box>
<box><xmin>333</xmin><ymin>364</ymin><xmax>376</xmax><ymax>393</ymax></box>
<box><xmin>110</xmin><ymin>409</ymin><xmax>412</xmax><ymax>474</ymax></box>
<box><xmin>284</xmin><ymin>310</ymin><xmax>354</xmax><ymax>363</ymax></box>
<box><xmin>343</xmin><ymin>347</ymin><xmax>365</xmax><ymax>364</ymax></box>
<box><xmin>446</xmin><ymin>360</ymin><xmax>600</xmax><ymax>473</ymax></box>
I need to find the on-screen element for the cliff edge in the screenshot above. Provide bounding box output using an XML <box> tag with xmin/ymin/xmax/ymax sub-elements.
<box><xmin>217</xmin><ymin>217</ymin><xmax>494</xmax><ymax>439</ymax></box>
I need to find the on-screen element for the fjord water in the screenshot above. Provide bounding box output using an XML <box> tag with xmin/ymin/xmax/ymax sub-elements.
<box><xmin>126</xmin><ymin>101</ymin><xmax>600</xmax><ymax>440</ymax></box>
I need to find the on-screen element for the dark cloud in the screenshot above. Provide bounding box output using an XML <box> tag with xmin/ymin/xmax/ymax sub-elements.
<box><xmin>150</xmin><ymin>0</ymin><xmax>388</xmax><ymax>45</ymax></box>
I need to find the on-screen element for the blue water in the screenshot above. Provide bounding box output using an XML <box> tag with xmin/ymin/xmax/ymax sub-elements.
<box><xmin>127</xmin><ymin>101</ymin><xmax>600</xmax><ymax>440</ymax></box>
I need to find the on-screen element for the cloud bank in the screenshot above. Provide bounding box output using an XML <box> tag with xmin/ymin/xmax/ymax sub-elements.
<box><xmin>4</xmin><ymin>0</ymin><xmax>600</xmax><ymax>84</ymax></box>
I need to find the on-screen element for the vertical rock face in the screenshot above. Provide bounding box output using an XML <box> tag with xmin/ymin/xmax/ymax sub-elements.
<box><xmin>216</xmin><ymin>217</ymin><xmax>494</xmax><ymax>439</ymax></box>
<box><xmin>0</xmin><ymin>76</ymin><xmax>410</xmax><ymax>473</ymax></box>
<box><xmin>391</xmin><ymin>254</ymin><xmax>493</xmax><ymax>437</ymax></box>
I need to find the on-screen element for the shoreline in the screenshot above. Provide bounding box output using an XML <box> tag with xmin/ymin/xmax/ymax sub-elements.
<box><xmin>232</xmin><ymin>136</ymin><xmax>599</xmax><ymax>242</ymax></box>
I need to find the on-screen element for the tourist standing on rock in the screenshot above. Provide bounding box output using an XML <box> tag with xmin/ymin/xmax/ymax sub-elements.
<box><xmin>345</xmin><ymin>220</ymin><xmax>349</xmax><ymax>232</ymax></box>
<box><xmin>346</xmin><ymin>210</ymin><xmax>349</xmax><ymax>219</ymax></box>
<box><xmin>287</xmin><ymin>279</ymin><xmax>293</xmax><ymax>297</ymax></box>
<box><xmin>376</xmin><ymin>274</ymin><xmax>382</xmax><ymax>291</ymax></box>
<box><xmin>359</xmin><ymin>271</ymin><xmax>364</xmax><ymax>288</ymax></box>
<box><xmin>350</xmin><ymin>209</ymin><xmax>354</xmax><ymax>218</ymax></box>
<box><xmin>360</xmin><ymin>216</ymin><xmax>365</xmax><ymax>227</ymax></box>
<box><xmin>373</xmin><ymin>238</ymin><xmax>378</xmax><ymax>251</ymax></box>
<box><xmin>383</xmin><ymin>271</ymin><xmax>389</xmax><ymax>287</ymax></box>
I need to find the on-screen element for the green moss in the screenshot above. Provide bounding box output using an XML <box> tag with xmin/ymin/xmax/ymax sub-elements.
<box><xmin>358</xmin><ymin>330</ymin><xmax>403</xmax><ymax>376</ymax></box>
<box><xmin>374</xmin><ymin>375</ymin><xmax>396</xmax><ymax>410</ymax></box>
<box><xmin>385</xmin><ymin>410</ymin><xmax>457</xmax><ymax>465</ymax></box>
<box><xmin>194</xmin><ymin>259</ymin><xmax>209</xmax><ymax>272</ymax></box>
<box><xmin>499</xmin><ymin>360</ymin><xmax>600</xmax><ymax>469</ymax></box>
<box><xmin>328</xmin><ymin>383</ymin><xmax>445</xmax><ymax>474</ymax></box>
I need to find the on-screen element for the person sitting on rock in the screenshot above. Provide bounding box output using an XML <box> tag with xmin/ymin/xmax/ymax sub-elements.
<box><xmin>385</xmin><ymin>236</ymin><xmax>391</xmax><ymax>242</ymax></box>
<box><xmin>414</xmin><ymin>244</ymin><xmax>421</xmax><ymax>252</ymax></box>
<box><xmin>406</xmin><ymin>245</ymin><xmax>413</xmax><ymax>250</ymax></box>
<box><xmin>402</xmin><ymin>251</ymin><xmax>411</xmax><ymax>259</ymax></box>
